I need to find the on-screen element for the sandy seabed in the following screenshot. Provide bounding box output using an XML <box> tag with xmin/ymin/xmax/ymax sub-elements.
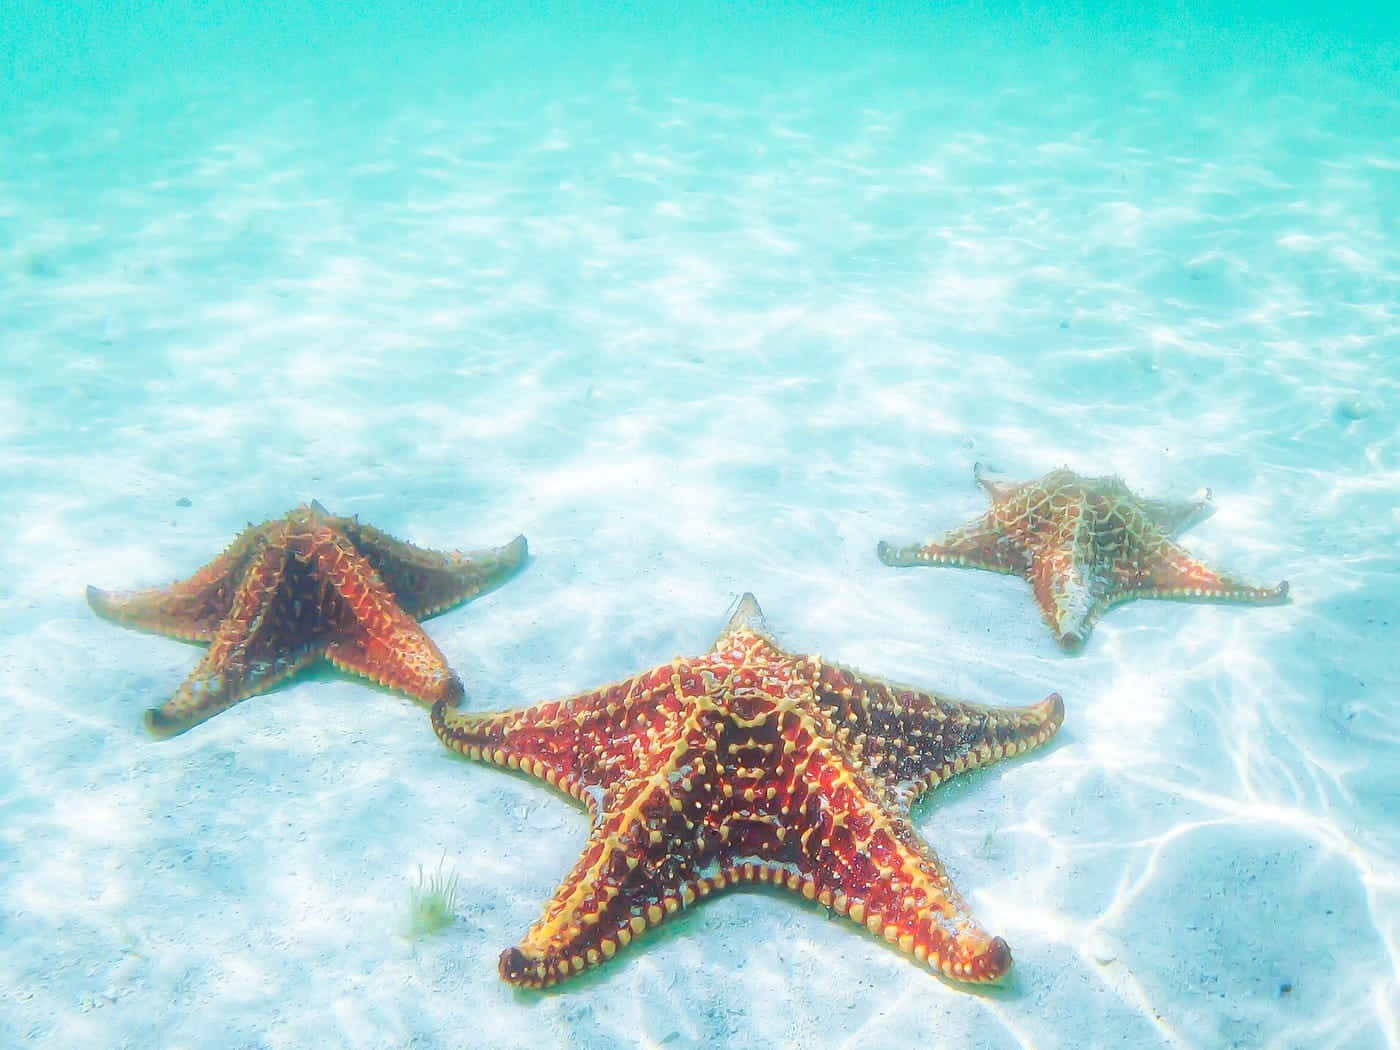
<box><xmin>2</xmin><ymin>10</ymin><xmax>1397</xmax><ymax>1049</ymax></box>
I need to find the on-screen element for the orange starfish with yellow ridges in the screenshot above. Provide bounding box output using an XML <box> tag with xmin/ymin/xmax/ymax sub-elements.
<box><xmin>88</xmin><ymin>501</ymin><xmax>526</xmax><ymax>738</ymax></box>
<box><xmin>433</xmin><ymin>593</ymin><xmax>1062</xmax><ymax>988</ymax></box>
<box><xmin>878</xmin><ymin>465</ymin><xmax>1288</xmax><ymax>651</ymax></box>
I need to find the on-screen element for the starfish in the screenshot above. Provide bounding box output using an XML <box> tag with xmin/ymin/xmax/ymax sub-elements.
<box><xmin>88</xmin><ymin>501</ymin><xmax>527</xmax><ymax>738</ymax></box>
<box><xmin>432</xmin><ymin>593</ymin><xmax>1063</xmax><ymax>989</ymax></box>
<box><xmin>878</xmin><ymin>464</ymin><xmax>1289</xmax><ymax>651</ymax></box>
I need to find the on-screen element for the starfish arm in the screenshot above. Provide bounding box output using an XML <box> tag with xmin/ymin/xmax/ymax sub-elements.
<box><xmin>711</xmin><ymin>722</ymin><xmax>1030</xmax><ymax>985</ymax></box>
<box><xmin>972</xmin><ymin>460</ymin><xmax>1020</xmax><ymax>501</ymax></box>
<box><xmin>488</xmin><ymin>683</ymin><xmax>721</xmax><ymax>988</ymax></box>
<box><xmin>877</xmin><ymin>510</ymin><xmax>1029</xmax><ymax>575</ymax></box>
<box><xmin>1138</xmin><ymin>488</ymin><xmax>1213</xmax><ymax>536</ymax></box>
<box><xmin>735</xmin><ymin>734</ymin><xmax>1022</xmax><ymax>984</ymax></box>
<box><xmin>815</xmin><ymin>665</ymin><xmax>1064</xmax><ymax>800</ymax></box>
<box><xmin>294</xmin><ymin>526</ymin><xmax>464</xmax><ymax>704</ymax></box>
<box><xmin>712</xmin><ymin>591</ymin><xmax>770</xmax><ymax>647</ymax></box>
<box><xmin>1110</xmin><ymin>537</ymin><xmax>1289</xmax><ymax>605</ymax></box>
<box><xmin>143</xmin><ymin>539</ymin><xmax>317</xmax><ymax>738</ymax></box>
<box><xmin>343</xmin><ymin>521</ymin><xmax>528</xmax><ymax>619</ymax></box>
<box><xmin>432</xmin><ymin>663</ymin><xmax>694</xmax><ymax>798</ymax></box>
<box><xmin>324</xmin><ymin>624</ymin><xmax>461</xmax><ymax>705</ymax></box>
<box><xmin>86</xmin><ymin>522</ymin><xmax>271</xmax><ymax>642</ymax></box>
<box><xmin>494</xmin><ymin>776</ymin><xmax>720</xmax><ymax>988</ymax></box>
<box><xmin>1028</xmin><ymin>539</ymin><xmax>1102</xmax><ymax>650</ymax></box>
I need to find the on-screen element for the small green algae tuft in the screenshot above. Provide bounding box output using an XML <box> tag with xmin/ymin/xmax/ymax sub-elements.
<box><xmin>405</xmin><ymin>857</ymin><xmax>461</xmax><ymax>939</ymax></box>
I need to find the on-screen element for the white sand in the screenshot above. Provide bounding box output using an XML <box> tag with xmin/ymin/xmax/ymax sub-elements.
<box><xmin>2</xmin><ymin>7</ymin><xmax>1397</xmax><ymax>1049</ymax></box>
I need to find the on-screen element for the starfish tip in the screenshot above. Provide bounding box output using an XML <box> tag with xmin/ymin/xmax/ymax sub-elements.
<box><xmin>143</xmin><ymin>707</ymin><xmax>185</xmax><ymax>741</ymax></box>
<box><xmin>719</xmin><ymin>592</ymin><xmax>768</xmax><ymax>638</ymax></box>
<box><xmin>504</xmin><ymin>534</ymin><xmax>529</xmax><ymax>566</ymax></box>
<box><xmin>981</xmin><ymin>936</ymin><xmax>1013</xmax><ymax>980</ymax></box>
<box><xmin>876</xmin><ymin>540</ymin><xmax>910</xmax><ymax>566</ymax></box>
<box><xmin>499</xmin><ymin>946</ymin><xmax>537</xmax><ymax>986</ymax></box>
<box><xmin>1037</xmin><ymin>691</ymin><xmax>1066</xmax><ymax>727</ymax></box>
<box><xmin>440</xmin><ymin>675</ymin><xmax>466</xmax><ymax>707</ymax></box>
<box><xmin>1055</xmin><ymin>630</ymin><xmax>1086</xmax><ymax>653</ymax></box>
<box><xmin>429</xmin><ymin>698</ymin><xmax>454</xmax><ymax>736</ymax></box>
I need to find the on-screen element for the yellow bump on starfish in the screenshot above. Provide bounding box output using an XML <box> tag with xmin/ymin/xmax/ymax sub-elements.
<box><xmin>88</xmin><ymin>501</ymin><xmax>527</xmax><ymax>738</ymax></box>
<box><xmin>878</xmin><ymin>464</ymin><xmax>1289</xmax><ymax>651</ymax></box>
<box><xmin>432</xmin><ymin>592</ymin><xmax>1063</xmax><ymax>988</ymax></box>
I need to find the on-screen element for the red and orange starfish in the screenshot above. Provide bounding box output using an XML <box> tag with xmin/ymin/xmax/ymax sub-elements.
<box><xmin>433</xmin><ymin>593</ymin><xmax>1062</xmax><ymax>988</ymax></box>
<box><xmin>89</xmin><ymin>501</ymin><xmax>526</xmax><ymax>738</ymax></box>
<box><xmin>878</xmin><ymin>465</ymin><xmax>1288</xmax><ymax>650</ymax></box>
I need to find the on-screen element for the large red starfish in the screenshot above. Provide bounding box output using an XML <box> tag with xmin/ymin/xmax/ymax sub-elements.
<box><xmin>88</xmin><ymin>502</ymin><xmax>526</xmax><ymax>738</ymax></box>
<box><xmin>432</xmin><ymin>593</ymin><xmax>1062</xmax><ymax>988</ymax></box>
<box><xmin>878</xmin><ymin>464</ymin><xmax>1289</xmax><ymax>651</ymax></box>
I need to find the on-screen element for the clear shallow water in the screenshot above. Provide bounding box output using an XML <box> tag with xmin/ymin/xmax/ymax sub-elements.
<box><xmin>2</xmin><ymin>4</ymin><xmax>1398</xmax><ymax>1048</ymax></box>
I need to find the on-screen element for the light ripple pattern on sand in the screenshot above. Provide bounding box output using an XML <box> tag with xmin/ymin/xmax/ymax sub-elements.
<box><xmin>1</xmin><ymin>5</ymin><xmax>1398</xmax><ymax>1049</ymax></box>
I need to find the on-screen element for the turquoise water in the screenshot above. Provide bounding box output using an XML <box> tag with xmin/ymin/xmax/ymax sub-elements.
<box><xmin>3</xmin><ymin>4</ymin><xmax>1398</xmax><ymax>1048</ymax></box>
